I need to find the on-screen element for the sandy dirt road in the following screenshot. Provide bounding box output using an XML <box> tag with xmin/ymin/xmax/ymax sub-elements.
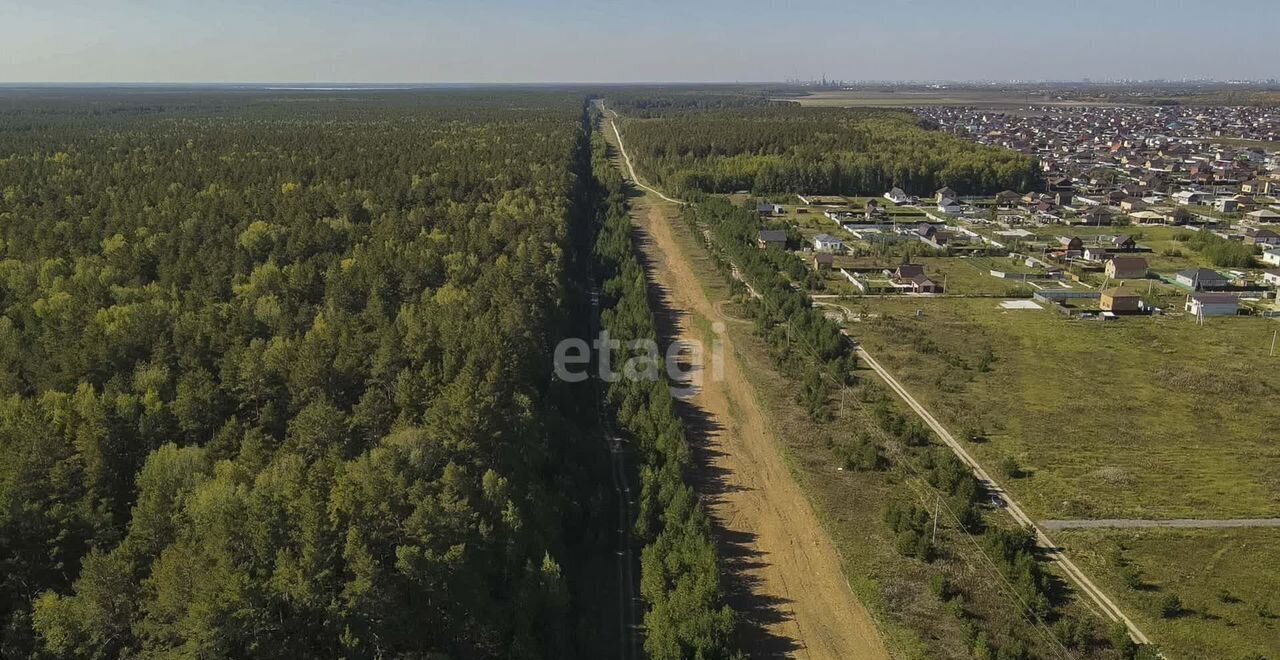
<box><xmin>621</xmin><ymin>190</ymin><xmax>890</xmax><ymax>658</ymax></box>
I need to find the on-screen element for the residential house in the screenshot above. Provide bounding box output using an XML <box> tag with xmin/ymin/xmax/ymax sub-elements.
<box><xmin>1083</xmin><ymin>246</ymin><xmax>1110</xmax><ymax>262</ymax></box>
<box><xmin>1120</xmin><ymin>198</ymin><xmax>1148</xmax><ymax>213</ymax></box>
<box><xmin>890</xmin><ymin>262</ymin><xmax>939</xmax><ymax>293</ymax></box>
<box><xmin>994</xmin><ymin>190</ymin><xmax>1022</xmax><ymax>208</ymax></box>
<box><xmin>1233</xmin><ymin>195</ymin><xmax>1257</xmax><ymax>210</ymax></box>
<box><xmin>1106</xmin><ymin>256</ymin><xmax>1149</xmax><ymax>279</ymax></box>
<box><xmin>895</xmin><ymin>263</ymin><xmax>925</xmax><ymax>280</ymax></box>
<box><xmin>1241</xmin><ymin>178</ymin><xmax>1274</xmax><ymax>196</ymax></box>
<box><xmin>1185</xmin><ymin>293</ymin><xmax>1239</xmax><ymax>317</ymax></box>
<box><xmin>1100</xmin><ymin>288</ymin><xmax>1142</xmax><ymax>313</ymax></box>
<box><xmin>1246</xmin><ymin>228</ymin><xmax>1280</xmax><ymax>247</ymax></box>
<box><xmin>1175</xmin><ymin>268</ymin><xmax>1229</xmax><ymax>290</ymax></box>
<box><xmin>1080</xmin><ymin>206</ymin><xmax>1117</xmax><ymax>226</ymax></box>
<box><xmin>906</xmin><ymin>275</ymin><xmax>939</xmax><ymax>293</ymax></box>
<box><xmin>1174</xmin><ymin>190</ymin><xmax>1209</xmax><ymax>206</ymax></box>
<box><xmin>1128</xmin><ymin>210</ymin><xmax>1169</xmax><ymax>224</ymax></box>
<box><xmin>935</xmin><ymin>186</ymin><xmax>957</xmax><ymax>203</ymax></box>
<box><xmin>757</xmin><ymin>229</ymin><xmax>787</xmax><ymax>250</ymax></box>
<box><xmin>1262</xmin><ymin>269</ymin><xmax>1280</xmax><ymax>288</ymax></box>
<box><xmin>1262</xmin><ymin>249</ymin><xmax>1280</xmax><ymax>267</ymax></box>
<box><xmin>1047</xmin><ymin>175</ymin><xmax>1074</xmax><ymax>193</ymax></box>
<box><xmin>1214</xmin><ymin>198</ymin><xmax>1240</xmax><ymax>214</ymax></box>
<box><xmin>1138</xmin><ymin>172</ymin><xmax>1165</xmax><ymax>189</ymax></box>
<box><xmin>937</xmin><ymin>197</ymin><xmax>963</xmax><ymax>215</ymax></box>
<box><xmin>757</xmin><ymin>203</ymin><xmax>784</xmax><ymax>216</ymax></box>
<box><xmin>812</xmin><ymin>253</ymin><xmax>835</xmax><ymax>271</ymax></box>
<box><xmin>884</xmin><ymin>187</ymin><xmax>912</xmax><ymax>205</ymax></box>
<box><xmin>916</xmin><ymin>223</ymin><xmax>943</xmax><ymax>244</ymax></box>
<box><xmin>1112</xmin><ymin>235</ymin><xmax>1138</xmax><ymax>251</ymax></box>
<box><xmin>1246</xmin><ymin>208</ymin><xmax>1280</xmax><ymax>223</ymax></box>
<box><xmin>812</xmin><ymin>233</ymin><xmax>844</xmax><ymax>253</ymax></box>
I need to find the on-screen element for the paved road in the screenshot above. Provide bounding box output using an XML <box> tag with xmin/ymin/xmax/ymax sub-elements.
<box><xmin>856</xmin><ymin>348</ymin><xmax>1152</xmax><ymax>646</ymax></box>
<box><xmin>1042</xmin><ymin>518</ymin><xmax>1280</xmax><ymax>530</ymax></box>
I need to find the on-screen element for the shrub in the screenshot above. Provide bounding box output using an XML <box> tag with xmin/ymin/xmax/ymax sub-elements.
<box><xmin>1159</xmin><ymin>593</ymin><xmax>1183</xmax><ymax>618</ymax></box>
<box><xmin>1119</xmin><ymin>564</ymin><xmax>1145</xmax><ymax>590</ymax></box>
<box><xmin>928</xmin><ymin>574</ymin><xmax>955</xmax><ymax>601</ymax></box>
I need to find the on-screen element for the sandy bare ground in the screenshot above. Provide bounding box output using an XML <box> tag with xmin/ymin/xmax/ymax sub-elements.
<box><xmin>625</xmin><ymin>192</ymin><xmax>890</xmax><ymax>659</ymax></box>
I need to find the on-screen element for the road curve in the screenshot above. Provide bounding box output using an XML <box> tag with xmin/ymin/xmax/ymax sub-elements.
<box><xmin>597</xmin><ymin>102</ymin><xmax>687</xmax><ymax>206</ymax></box>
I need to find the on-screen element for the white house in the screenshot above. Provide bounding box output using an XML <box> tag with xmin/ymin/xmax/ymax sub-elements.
<box><xmin>1185</xmin><ymin>293</ymin><xmax>1239</xmax><ymax>317</ymax></box>
<box><xmin>1083</xmin><ymin>246</ymin><xmax>1110</xmax><ymax>262</ymax></box>
<box><xmin>884</xmin><ymin>187</ymin><xmax>912</xmax><ymax>205</ymax></box>
<box><xmin>1262</xmin><ymin>270</ymin><xmax>1280</xmax><ymax>288</ymax></box>
<box><xmin>1173</xmin><ymin>190</ymin><xmax>1208</xmax><ymax>206</ymax></box>
<box><xmin>1262</xmin><ymin>249</ymin><xmax>1280</xmax><ymax>267</ymax></box>
<box><xmin>937</xmin><ymin>198</ymin><xmax>963</xmax><ymax>215</ymax></box>
<box><xmin>812</xmin><ymin>233</ymin><xmax>844</xmax><ymax>253</ymax></box>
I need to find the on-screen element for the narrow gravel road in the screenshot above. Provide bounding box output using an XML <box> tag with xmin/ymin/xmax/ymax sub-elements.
<box><xmin>1043</xmin><ymin>518</ymin><xmax>1280</xmax><ymax>530</ymax></box>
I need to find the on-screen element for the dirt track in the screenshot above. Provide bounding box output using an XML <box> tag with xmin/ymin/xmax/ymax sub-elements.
<box><xmin>626</xmin><ymin>193</ymin><xmax>890</xmax><ymax>659</ymax></box>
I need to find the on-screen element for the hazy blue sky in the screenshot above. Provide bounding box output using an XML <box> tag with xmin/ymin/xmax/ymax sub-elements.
<box><xmin>2</xmin><ymin>0</ymin><xmax>1277</xmax><ymax>83</ymax></box>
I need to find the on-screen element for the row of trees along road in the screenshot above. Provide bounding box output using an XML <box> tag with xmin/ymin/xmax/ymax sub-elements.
<box><xmin>588</xmin><ymin>124</ymin><xmax>739</xmax><ymax>660</ymax></box>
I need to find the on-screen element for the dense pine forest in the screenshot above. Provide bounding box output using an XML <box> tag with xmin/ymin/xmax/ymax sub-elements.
<box><xmin>0</xmin><ymin>90</ymin><xmax>621</xmax><ymax>659</ymax></box>
<box><xmin>588</xmin><ymin>126</ymin><xmax>737</xmax><ymax>660</ymax></box>
<box><xmin>608</xmin><ymin>100</ymin><xmax>1041</xmax><ymax>196</ymax></box>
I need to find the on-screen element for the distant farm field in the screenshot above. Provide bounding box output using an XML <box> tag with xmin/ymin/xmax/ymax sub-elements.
<box><xmin>850</xmin><ymin>297</ymin><xmax>1280</xmax><ymax>520</ymax></box>
<box><xmin>785</xmin><ymin>90</ymin><xmax>1133</xmax><ymax>111</ymax></box>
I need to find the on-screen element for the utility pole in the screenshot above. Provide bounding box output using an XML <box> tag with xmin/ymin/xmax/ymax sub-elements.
<box><xmin>1271</xmin><ymin>329</ymin><xmax>1277</xmax><ymax>357</ymax></box>
<box><xmin>931</xmin><ymin>495</ymin><xmax>941</xmax><ymax>543</ymax></box>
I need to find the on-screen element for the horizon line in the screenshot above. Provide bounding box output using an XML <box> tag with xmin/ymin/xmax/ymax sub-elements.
<box><xmin>0</xmin><ymin>79</ymin><xmax>1277</xmax><ymax>88</ymax></box>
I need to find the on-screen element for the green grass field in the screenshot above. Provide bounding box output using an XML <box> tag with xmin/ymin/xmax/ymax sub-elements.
<box><xmin>1058</xmin><ymin>528</ymin><xmax>1280</xmax><ymax>659</ymax></box>
<box><xmin>851</xmin><ymin>297</ymin><xmax>1280</xmax><ymax>520</ymax></box>
<box><xmin>828</xmin><ymin>255</ymin><xmax>1040</xmax><ymax>296</ymax></box>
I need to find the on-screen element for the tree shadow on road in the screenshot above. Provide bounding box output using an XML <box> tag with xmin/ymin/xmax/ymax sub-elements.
<box><xmin>626</xmin><ymin>182</ymin><xmax>802</xmax><ymax>658</ymax></box>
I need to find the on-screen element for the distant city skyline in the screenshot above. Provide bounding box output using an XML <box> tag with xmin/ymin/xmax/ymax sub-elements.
<box><xmin>3</xmin><ymin>0</ymin><xmax>1278</xmax><ymax>83</ymax></box>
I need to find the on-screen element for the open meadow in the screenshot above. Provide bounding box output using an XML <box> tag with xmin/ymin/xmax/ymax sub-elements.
<box><xmin>850</xmin><ymin>297</ymin><xmax>1280</xmax><ymax>520</ymax></box>
<box><xmin>1058</xmin><ymin>527</ymin><xmax>1280</xmax><ymax>659</ymax></box>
